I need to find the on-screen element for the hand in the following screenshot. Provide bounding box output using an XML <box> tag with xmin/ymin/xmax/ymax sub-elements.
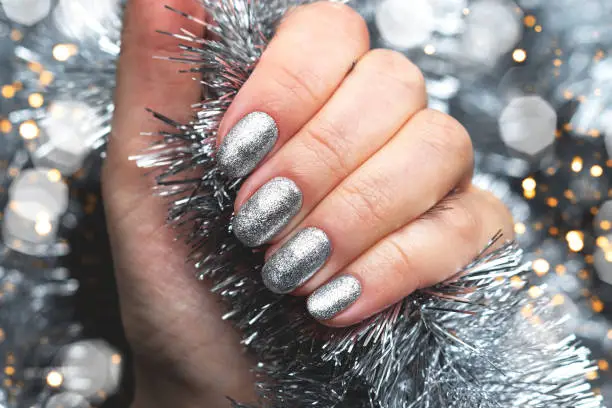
<box><xmin>103</xmin><ymin>1</ymin><xmax>253</xmax><ymax>407</ymax></box>
<box><xmin>217</xmin><ymin>2</ymin><xmax>514</xmax><ymax>326</ymax></box>
<box><xmin>103</xmin><ymin>1</ymin><xmax>514</xmax><ymax>407</ymax></box>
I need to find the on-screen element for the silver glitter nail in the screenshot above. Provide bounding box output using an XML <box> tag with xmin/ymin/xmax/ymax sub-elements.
<box><xmin>232</xmin><ymin>177</ymin><xmax>303</xmax><ymax>247</ymax></box>
<box><xmin>262</xmin><ymin>227</ymin><xmax>332</xmax><ymax>294</ymax></box>
<box><xmin>307</xmin><ymin>275</ymin><xmax>362</xmax><ymax>321</ymax></box>
<box><xmin>217</xmin><ymin>111</ymin><xmax>279</xmax><ymax>178</ymax></box>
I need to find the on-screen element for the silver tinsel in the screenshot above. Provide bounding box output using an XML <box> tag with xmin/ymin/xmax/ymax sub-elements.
<box><xmin>133</xmin><ymin>1</ymin><xmax>602</xmax><ymax>406</ymax></box>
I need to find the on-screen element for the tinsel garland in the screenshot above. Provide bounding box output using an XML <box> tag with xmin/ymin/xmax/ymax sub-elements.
<box><xmin>133</xmin><ymin>1</ymin><xmax>602</xmax><ymax>406</ymax></box>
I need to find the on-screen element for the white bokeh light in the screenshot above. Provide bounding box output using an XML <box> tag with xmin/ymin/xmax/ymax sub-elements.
<box><xmin>498</xmin><ymin>96</ymin><xmax>557</xmax><ymax>157</ymax></box>
<box><xmin>376</xmin><ymin>0</ymin><xmax>436</xmax><ymax>49</ymax></box>
<box><xmin>431</xmin><ymin>0</ymin><xmax>468</xmax><ymax>35</ymax></box>
<box><xmin>53</xmin><ymin>0</ymin><xmax>121</xmax><ymax>40</ymax></box>
<box><xmin>462</xmin><ymin>0</ymin><xmax>523</xmax><ymax>66</ymax></box>
<box><xmin>1</xmin><ymin>0</ymin><xmax>52</xmax><ymax>26</ymax></box>
<box><xmin>2</xmin><ymin>168</ymin><xmax>68</xmax><ymax>252</ymax></box>
<box><xmin>57</xmin><ymin>340</ymin><xmax>122</xmax><ymax>402</ymax></box>
<box><xmin>33</xmin><ymin>100</ymin><xmax>103</xmax><ymax>176</ymax></box>
<box><xmin>45</xmin><ymin>392</ymin><xmax>90</xmax><ymax>408</ymax></box>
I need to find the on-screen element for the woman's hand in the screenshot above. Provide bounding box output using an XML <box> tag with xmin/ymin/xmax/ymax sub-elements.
<box><xmin>217</xmin><ymin>2</ymin><xmax>514</xmax><ymax>326</ymax></box>
<box><xmin>103</xmin><ymin>1</ymin><xmax>514</xmax><ymax>407</ymax></box>
<box><xmin>104</xmin><ymin>1</ymin><xmax>254</xmax><ymax>407</ymax></box>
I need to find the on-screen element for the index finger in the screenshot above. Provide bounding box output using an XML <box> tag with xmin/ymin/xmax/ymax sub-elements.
<box><xmin>215</xmin><ymin>2</ymin><xmax>370</xmax><ymax>179</ymax></box>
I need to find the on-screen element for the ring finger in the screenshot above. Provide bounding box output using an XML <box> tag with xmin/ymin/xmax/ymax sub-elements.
<box><xmin>308</xmin><ymin>186</ymin><xmax>514</xmax><ymax>326</ymax></box>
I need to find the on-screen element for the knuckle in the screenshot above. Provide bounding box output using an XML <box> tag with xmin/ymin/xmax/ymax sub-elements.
<box><xmin>479</xmin><ymin>189</ymin><xmax>515</xmax><ymax>236</ymax></box>
<box><xmin>268</xmin><ymin>62</ymin><xmax>323</xmax><ymax>107</ymax></box>
<box><xmin>445</xmin><ymin>199</ymin><xmax>481</xmax><ymax>244</ymax></box>
<box><xmin>302</xmin><ymin>120</ymin><xmax>353</xmax><ymax>178</ymax></box>
<box><xmin>416</xmin><ymin>110</ymin><xmax>473</xmax><ymax>167</ymax></box>
<box><xmin>340</xmin><ymin>175</ymin><xmax>391</xmax><ymax>226</ymax></box>
<box><xmin>363</xmin><ymin>49</ymin><xmax>426</xmax><ymax>94</ymax></box>
<box><xmin>378</xmin><ymin>238</ymin><xmax>422</xmax><ymax>291</ymax></box>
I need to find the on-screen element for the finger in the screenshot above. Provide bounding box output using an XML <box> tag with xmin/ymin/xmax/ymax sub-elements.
<box><xmin>103</xmin><ymin>0</ymin><xmax>206</xmax><ymax>351</ymax></box>
<box><xmin>307</xmin><ymin>186</ymin><xmax>514</xmax><ymax>326</ymax></box>
<box><xmin>232</xmin><ymin>49</ymin><xmax>427</xmax><ymax>242</ymax></box>
<box><xmin>102</xmin><ymin>2</ymin><xmax>255</xmax><ymax>401</ymax></box>
<box><xmin>215</xmin><ymin>2</ymin><xmax>370</xmax><ymax>179</ymax></box>
<box><xmin>104</xmin><ymin>0</ymin><xmax>205</xmax><ymax>221</ymax></box>
<box><xmin>261</xmin><ymin>109</ymin><xmax>474</xmax><ymax>295</ymax></box>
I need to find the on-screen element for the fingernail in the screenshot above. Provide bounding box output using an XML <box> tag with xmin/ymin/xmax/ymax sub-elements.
<box><xmin>232</xmin><ymin>177</ymin><xmax>302</xmax><ymax>247</ymax></box>
<box><xmin>307</xmin><ymin>275</ymin><xmax>361</xmax><ymax>321</ymax></box>
<box><xmin>262</xmin><ymin>227</ymin><xmax>332</xmax><ymax>294</ymax></box>
<box><xmin>217</xmin><ymin>111</ymin><xmax>278</xmax><ymax>178</ymax></box>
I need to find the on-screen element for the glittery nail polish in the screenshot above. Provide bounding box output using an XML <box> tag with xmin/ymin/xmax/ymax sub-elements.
<box><xmin>232</xmin><ymin>177</ymin><xmax>303</xmax><ymax>247</ymax></box>
<box><xmin>262</xmin><ymin>227</ymin><xmax>332</xmax><ymax>294</ymax></box>
<box><xmin>217</xmin><ymin>111</ymin><xmax>278</xmax><ymax>178</ymax></box>
<box><xmin>307</xmin><ymin>275</ymin><xmax>361</xmax><ymax>321</ymax></box>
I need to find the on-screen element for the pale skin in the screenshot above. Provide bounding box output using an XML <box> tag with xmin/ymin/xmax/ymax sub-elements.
<box><xmin>103</xmin><ymin>1</ymin><xmax>515</xmax><ymax>407</ymax></box>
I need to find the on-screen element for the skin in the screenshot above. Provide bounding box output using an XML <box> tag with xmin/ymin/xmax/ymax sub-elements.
<box><xmin>103</xmin><ymin>1</ymin><xmax>515</xmax><ymax>407</ymax></box>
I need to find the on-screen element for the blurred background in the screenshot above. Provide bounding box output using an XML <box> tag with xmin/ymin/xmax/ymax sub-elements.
<box><xmin>1</xmin><ymin>0</ymin><xmax>612</xmax><ymax>406</ymax></box>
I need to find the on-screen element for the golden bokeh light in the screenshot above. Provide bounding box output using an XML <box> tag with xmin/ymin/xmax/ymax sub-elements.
<box><xmin>599</xmin><ymin>360</ymin><xmax>609</xmax><ymax>371</ymax></box>
<box><xmin>19</xmin><ymin>121</ymin><xmax>39</xmax><ymax>140</ymax></box>
<box><xmin>528</xmin><ymin>285</ymin><xmax>544</xmax><ymax>298</ymax></box>
<box><xmin>524</xmin><ymin>15</ymin><xmax>536</xmax><ymax>27</ymax></box>
<box><xmin>39</xmin><ymin>71</ymin><xmax>54</xmax><ymax>87</ymax></box>
<box><xmin>28</xmin><ymin>93</ymin><xmax>44</xmax><ymax>108</ymax></box>
<box><xmin>514</xmin><ymin>222</ymin><xmax>526</xmax><ymax>235</ymax></box>
<box><xmin>46</xmin><ymin>371</ymin><xmax>63</xmax><ymax>388</ymax></box>
<box><xmin>10</xmin><ymin>29</ymin><xmax>23</xmax><ymax>42</ymax></box>
<box><xmin>47</xmin><ymin>169</ymin><xmax>62</xmax><ymax>183</ymax></box>
<box><xmin>0</xmin><ymin>119</ymin><xmax>12</xmax><ymax>134</ymax></box>
<box><xmin>590</xmin><ymin>165</ymin><xmax>603</xmax><ymax>177</ymax></box>
<box><xmin>571</xmin><ymin>157</ymin><xmax>583</xmax><ymax>172</ymax></box>
<box><xmin>512</xmin><ymin>48</ymin><xmax>527</xmax><ymax>63</ymax></box>
<box><xmin>566</xmin><ymin>230</ymin><xmax>584</xmax><ymax>252</ymax></box>
<box><xmin>551</xmin><ymin>294</ymin><xmax>565</xmax><ymax>306</ymax></box>
<box><xmin>592</xmin><ymin>297</ymin><xmax>604</xmax><ymax>313</ymax></box>
<box><xmin>52</xmin><ymin>43</ymin><xmax>78</xmax><ymax>62</ymax></box>
<box><xmin>586</xmin><ymin>370</ymin><xmax>599</xmax><ymax>381</ymax></box>
<box><xmin>510</xmin><ymin>275</ymin><xmax>525</xmax><ymax>289</ymax></box>
<box><xmin>34</xmin><ymin>213</ymin><xmax>52</xmax><ymax>237</ymax></box>
<box><xmin>1</xmin><ymin>85</ymin><xmax>15</xmax><ymax>99</ymax></box>
<box><xmin>522</xmin><ymin>177</ymin><xmax>536</xmax><ymax>191</ymax></box>
<box><xmin>532</xmin><ymin>259</ymin><xmax>550</xmax><ymax>276</ymax></box>
<box><xmin>597</xmin><ymin>236</ymin><xmax>609</xmax><ymax>248</ymax></box>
